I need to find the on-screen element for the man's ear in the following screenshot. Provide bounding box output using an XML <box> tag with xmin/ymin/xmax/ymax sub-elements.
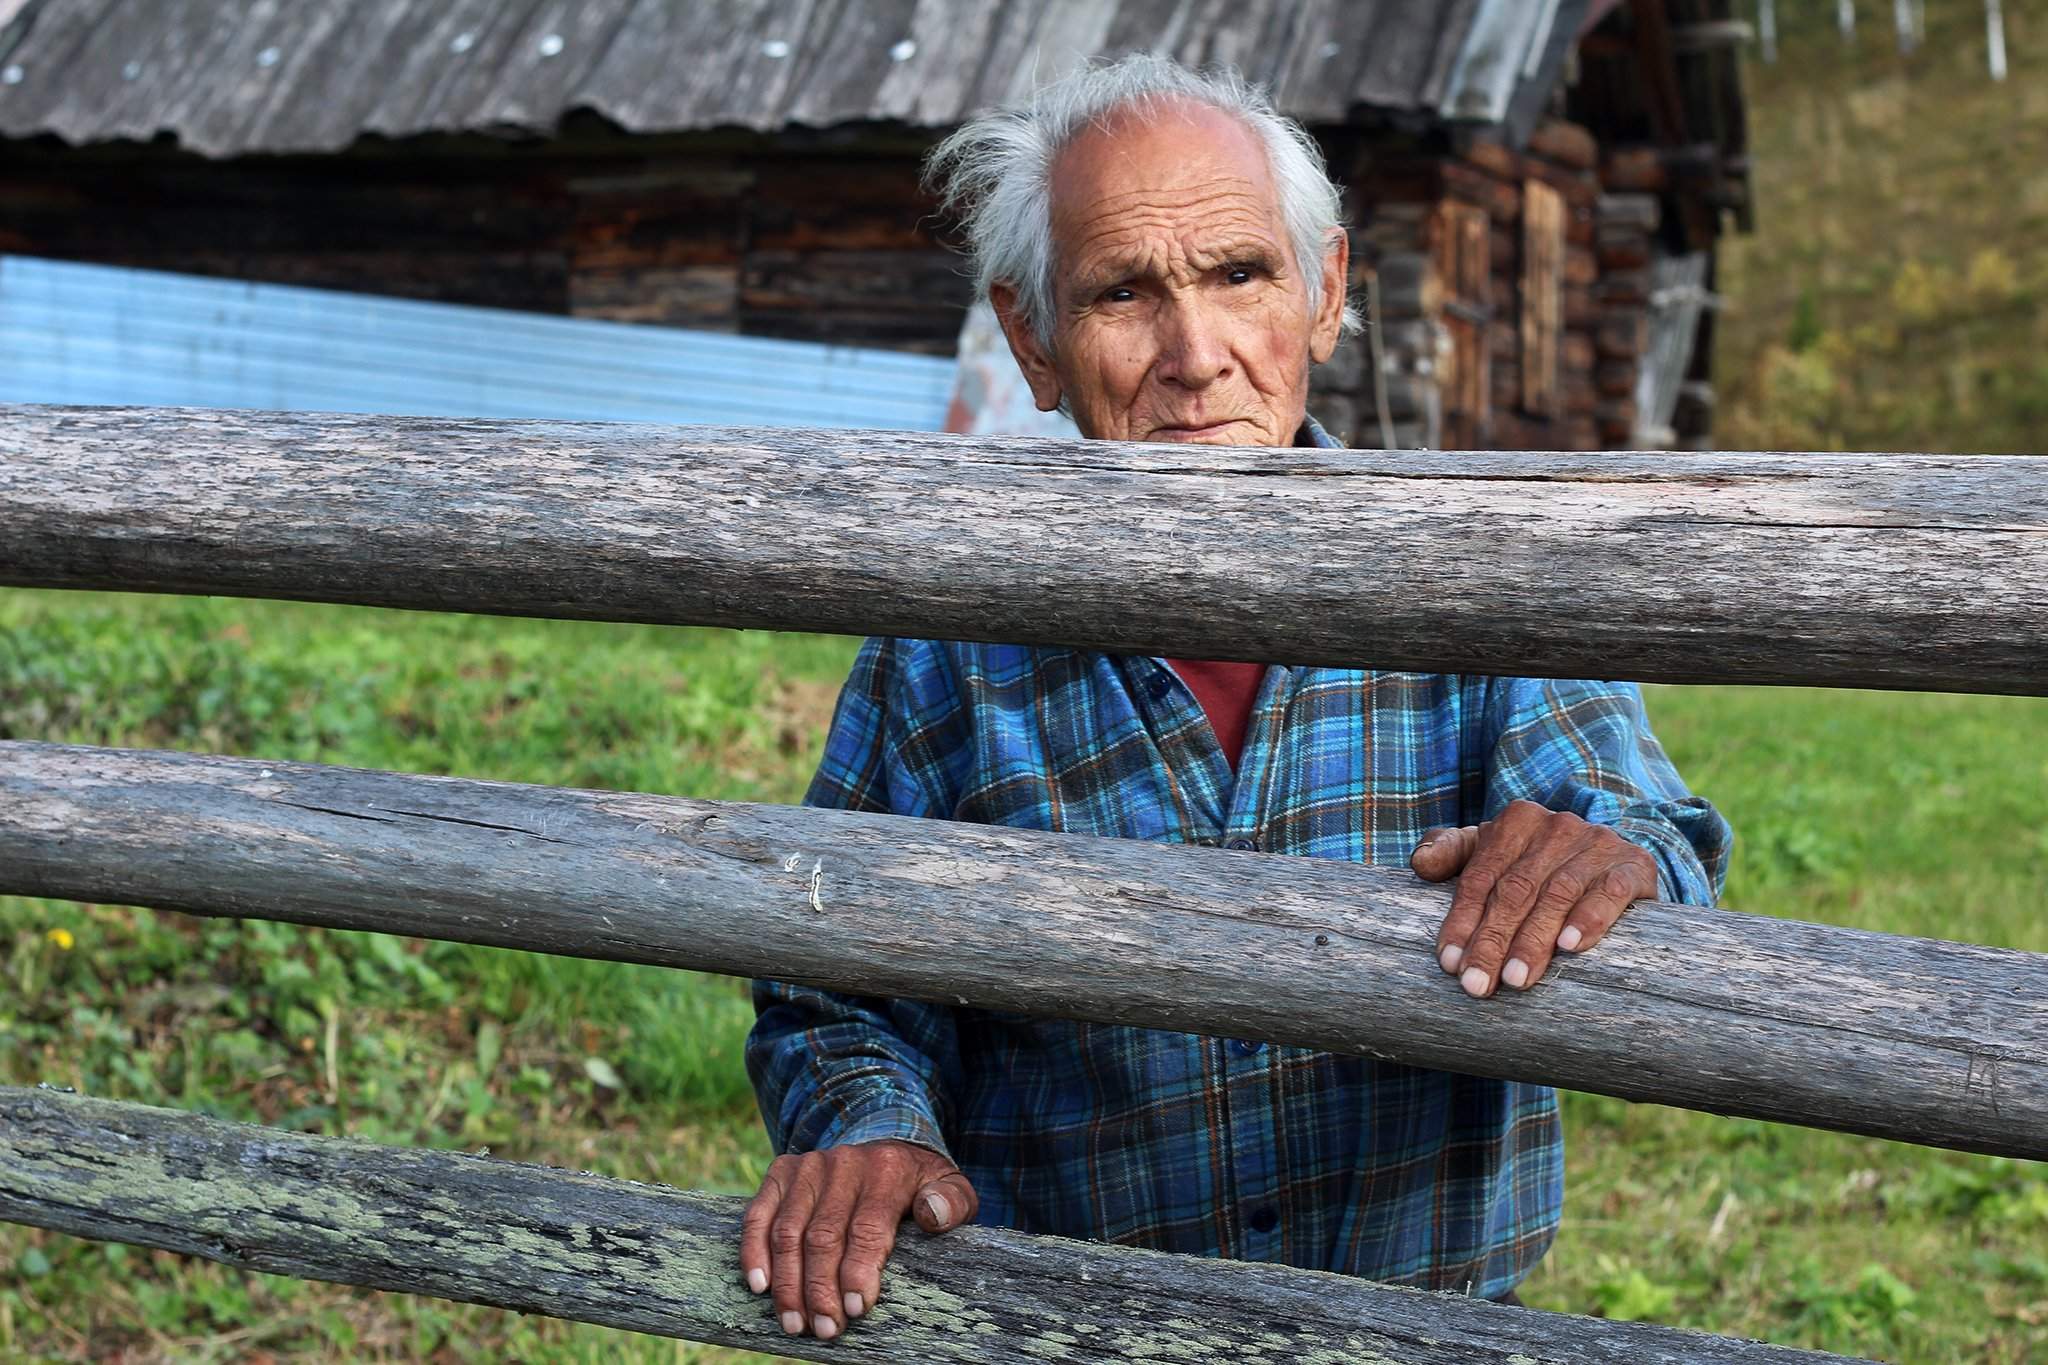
<box><xmin>1308</xmin><ymin>229</ymin><xmax>1351</xmax><ymax>366</ymax></box>
<box><xmin>989</xmin><ymin>283</ymin><xmax>1065</xmax><ymax>413</ymax></box>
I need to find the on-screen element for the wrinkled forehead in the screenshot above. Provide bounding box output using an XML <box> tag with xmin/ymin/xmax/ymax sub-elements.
<box><xmin>1045</xmin><ymin>100</ymin><xmax>1286</xmax><ymax>246</ymax></box>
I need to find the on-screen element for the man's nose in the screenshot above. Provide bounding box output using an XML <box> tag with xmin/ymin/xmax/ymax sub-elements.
<box><xmin>1156</xmin><ymin>298</ymin><xmax>1231</xmax><ymax>389</ymax></box>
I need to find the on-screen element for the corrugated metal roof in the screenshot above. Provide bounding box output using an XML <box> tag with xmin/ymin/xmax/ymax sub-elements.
<box><xmin>0</xmin><ymin>254</ymin><xmax>956</xmax><ymax>430</ymax></box>
<box><xmin>0</xmin><ymin>0</ymin><xmax>1585</xmax><ymax>157</ymax></box>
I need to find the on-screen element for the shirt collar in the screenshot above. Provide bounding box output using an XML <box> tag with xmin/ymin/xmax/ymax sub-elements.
<box><xmin>1297</xmin><ymin>414</ymin><xmax>1343</xmax><ymax>449</ymax></box>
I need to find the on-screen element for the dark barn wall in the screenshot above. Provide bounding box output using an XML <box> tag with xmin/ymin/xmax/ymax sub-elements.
<box><xmin>1312</xmin><ymin>118</ymin><xmax>1633</xmax><ymax>454</ymax></box>
<box><xmin>0</xmin><ymin>132</ymin><xmax>977</xmax><ymax>356</ymax></box>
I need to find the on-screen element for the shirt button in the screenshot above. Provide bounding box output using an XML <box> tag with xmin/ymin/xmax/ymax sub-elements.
<box><xmin>1232</xmin><ymin>1039</ymin><xmax>1265</xmax><ymax>1057</ymax></box>
<box><xmin>1226</xmin><ymin>837</ymin><xmax>1258</xmax><ymax>852</ymax></box>
<box><xmin>1248</xmin><ymin>1206</ymin><xmax>1280</xmax><ymax>1234</ymax></box>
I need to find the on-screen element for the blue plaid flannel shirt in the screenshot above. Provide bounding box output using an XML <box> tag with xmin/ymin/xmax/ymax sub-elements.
<box><xmin>747</xmin><ymin>422</ymin><xmax>1731</xmax><ymax>1299</ymax></box>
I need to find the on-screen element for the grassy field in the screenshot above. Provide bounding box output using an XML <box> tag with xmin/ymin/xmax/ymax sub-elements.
<box><xmin>2</xmin><ymin>589</ymin><xmax>2044</xmax><ymax>1362</ymax></box>
<box><xmin>1716</xmin><ymin>1</ymin><xmax>2048</xmax><ymax>455</ymax></box>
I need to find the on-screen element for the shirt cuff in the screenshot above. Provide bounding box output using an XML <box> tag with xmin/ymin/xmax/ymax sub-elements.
<box><xmin>811</xmin><ymin>1101</ymin><xmax>954</xmax><ymax>1163</ymax></box>
<box><xmin>1604</xmin><ymin>813</ymin><xmax>1713</xmax><ymax>906</ymax></box>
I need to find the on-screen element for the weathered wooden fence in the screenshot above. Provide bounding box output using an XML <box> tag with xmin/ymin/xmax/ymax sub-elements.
<box><xmin>3</xmin><ymin>406</ymin><xmax>2044</xmax><ymax>693</ymax></box>
<box><xmin>4</xmin><ymin>403</ymin><xmax>2044</xmax><ymax>1361</ymax></box>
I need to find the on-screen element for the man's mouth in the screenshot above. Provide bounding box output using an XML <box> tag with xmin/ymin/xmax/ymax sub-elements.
<box><xmin>1150</xmin><ymin>419</ymin><xmax>1245</xmax><ymax>441</ymax></box>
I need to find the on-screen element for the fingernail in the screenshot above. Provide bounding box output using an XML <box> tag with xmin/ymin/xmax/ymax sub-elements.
<box><xmin>844</xmin><ymin>1291</ymin><xmax>864</xmax><ymax>1319</ymax></box>
<box><xmin>1460</xmin><ymin>966</ymin><xmax>1490</xmax><ymax>997</ymax></box>
<box><xmin>921</xmin><ymin>1191</ymin><xmax>950</xmax><ymax>1227</ymax></box>
<box><xmin>747</xmin><ymin>1267</ymin><xmax>768</xmax><ymax>1294</ymax></box>
<box><xmin>1502</xmin><ymin>958</ymin><xmax>1529</xmax><ymax>989</ymax></box>
<box><xmin>1558</xmin><ymin>925</ymin><xmax>1583</xmax><ymax>952</ymax></box>
<box><xmin>1439</xmin><ymin>944</ymin><xmax>1463</xmax><ymax>973</ymax></box>
<box><xmin>780</xmin><ymin>1310</ymin><xmax>803</xmax><ymax>1335</ymax></box>
<box><xmin>813</xmin><ymin>1315</ymin><xmax>839</xmax><ymax>1340</ymax></box>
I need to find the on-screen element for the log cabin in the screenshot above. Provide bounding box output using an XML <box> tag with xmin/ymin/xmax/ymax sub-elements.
<box><xmin>0</xmin><ymin>0</ymin><xmax>1750</xmax><ymax>450</ymax></box>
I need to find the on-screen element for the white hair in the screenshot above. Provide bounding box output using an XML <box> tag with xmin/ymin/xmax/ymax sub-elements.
<box><xmin>924</xmin><ymin>52</ymin><xmax>1361</xmax><ymax>349</ymax></box>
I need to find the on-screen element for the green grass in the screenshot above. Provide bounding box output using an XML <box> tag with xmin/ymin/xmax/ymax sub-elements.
<box><xmin>1528</xmin><ymin>685</ymin><xmax>2048</xmax><ymax>1361</ymax></box>
<box><xmin>1</xmin><ymin>590</ymin><xmax>861</xmax><ymax>1363</ymax></box>
<box><xmin>3</xmin><ymin>588</ymin><xmax>2044</xmax><ymax>1361</ymax></box>
<box><xmin>1717</xmin><ymin>1</ymin><xmax>2048</xmax><ymax>455</ymax></box>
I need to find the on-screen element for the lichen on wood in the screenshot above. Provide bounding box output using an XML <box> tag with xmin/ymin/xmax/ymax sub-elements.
<box><xmin>0</xmin><ymin>1086</ymin><xmax>1860</xmax><ymax>1363</ymax></box>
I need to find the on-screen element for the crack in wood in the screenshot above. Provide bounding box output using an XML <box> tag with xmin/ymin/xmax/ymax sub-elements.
<box><xmin>278</xmin><ymin>800</ymin><xmax>397</xmax><ymax>824</ymax></box>
<box><xmin>369</xmin><ymin>807</ymin><xmax>574</xmax><ymax>844</ymax></box>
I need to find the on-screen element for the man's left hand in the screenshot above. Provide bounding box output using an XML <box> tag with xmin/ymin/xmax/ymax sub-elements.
<box><xmin>1409</xmin><ymin>800</ymin><xmax>1659</xmax><ymax>998</ymax></box>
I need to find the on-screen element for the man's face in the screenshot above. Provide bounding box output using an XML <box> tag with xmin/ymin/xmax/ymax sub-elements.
<box><xmin>992</xmin><ymin>101</ymin><xmax>1348</xmax><ymax>446</ymax></box>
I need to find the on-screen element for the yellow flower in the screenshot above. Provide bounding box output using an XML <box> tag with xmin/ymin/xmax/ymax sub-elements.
<box><xmin>46</xmin><ymin>927</ymin><xmax>74</xmax><ymax>951</ymax></box>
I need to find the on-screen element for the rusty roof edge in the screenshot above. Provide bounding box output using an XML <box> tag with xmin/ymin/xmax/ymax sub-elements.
<box><xmin>1500</xmin><ymin>0</ymin><xmax>1592</xmax><ymax>144</ymax></box>
<box><xmin>1435</xmin><ymin>0</ymin><xmax>1570</xmax><ymax>127</ymax></box>
<box><xmin>0</xmin><ymin>0</ymin><xmax>42</xmax><ymax>66</ymax></box>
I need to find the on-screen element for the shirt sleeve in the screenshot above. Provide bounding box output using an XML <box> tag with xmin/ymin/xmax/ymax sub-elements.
<box><xmin>1475</xmin><ymin>676</ymin><xmax>1732</xmax><ymax>906</ymax></box>
<box><xmin>744</xmin><ymin>637</ymin><xmax>971</xmax><ymax>1160</ymax></box>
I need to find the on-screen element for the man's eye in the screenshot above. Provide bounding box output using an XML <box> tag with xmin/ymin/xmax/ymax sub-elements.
<box><xmin>1225</xmin><ymin>266</ymin><xmax>1257</xmax><ymax>285</ymax></box>
<box><xmin>1101</xmin><ymin>286</ymin><xmax>1137</xmax><ymax>303</ymax></box>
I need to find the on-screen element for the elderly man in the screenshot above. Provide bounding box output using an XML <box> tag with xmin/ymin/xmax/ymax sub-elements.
<box><xmin>741</xmin><ymin>55</ymin><xmax>1730</xmax><ymax>1342</ymax></box>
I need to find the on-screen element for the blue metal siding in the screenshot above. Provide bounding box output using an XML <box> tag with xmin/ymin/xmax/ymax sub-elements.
<box><xmin>0</xmin><ymin>255</ymin><xmax>956</xmax><ymax>430</ymax></box>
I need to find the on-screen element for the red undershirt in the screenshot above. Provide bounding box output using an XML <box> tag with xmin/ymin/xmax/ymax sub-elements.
<box><xmin>1165</xmin><ymin>659</ymin><xmax>1266</xmax><ymax>772</ymax></box>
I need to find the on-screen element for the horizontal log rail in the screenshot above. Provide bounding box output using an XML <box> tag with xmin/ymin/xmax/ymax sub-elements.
<box><xmin>4</xmin><ymin>742</ymin><xmax>2043</xmax><ymax>1161</ymax></box>
<box><xmin>0</xmin><ymin>1086</ymin><xmax>1857</xmax><ymax>1363</ymax></box>
<box><xmin>1</xmin><ymin>405</ymin><xmax>2043</xmax><ymax>694</ymax></box>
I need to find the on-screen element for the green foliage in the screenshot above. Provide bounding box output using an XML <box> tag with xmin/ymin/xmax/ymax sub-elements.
<box><xmin>1785</xmin><ymin>287</ymin><xmax>1823</xmax><ymax>353</ymax></box>
<box><xmin>1590</xmin><ymin>1262</ymin><xmax>1678</xmax><ymax>1322</ymax></box>
<box><xmin>1785</xmin><ymin>1261</ymin><xmax>1919</xmax><ymax>1346</ymax></box>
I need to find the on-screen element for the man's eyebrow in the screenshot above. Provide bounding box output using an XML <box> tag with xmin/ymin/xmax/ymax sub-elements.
<box><xmin>1068</xmin><ymin>242</ymin><xmax>1288</xmax><ymax>299</ymax></box>
<box><xmin>1068</xmin><ymin>257</ymin><xmax>1154</xmax><ymax>297</ymax></box>
<box><xmin>1196</xmin><ymin>241</ymin><xmax>1287</xmax><ymax>272</ymax></box>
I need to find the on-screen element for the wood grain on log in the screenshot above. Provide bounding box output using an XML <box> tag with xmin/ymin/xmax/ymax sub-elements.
<box><xmin>1598</xmin><ymin>193</ymin><xmax>1663</xmax><ymax>232</ymax></box>
<box><xmin>3</xmin><ymin>743</ymin><xmax>2045</xmax><ymax>1161</ymax></box>
<box><xmin>1602</xmin><ymin>147</ymin><xmax>1670</xmax><ymax>193</ymax></box>
<box><xmin>1526</xmin><ymin>121</ymin><xmax>1601</xmax><ymax>173</ymax></box>
<box><xmin>0</xmin><ymin>1087</ymin><xmax>1857</xmax><ymax>1363</ymax></box>
<box><xmin>1</xmin><ymin>406</ymin><xmax>2044</xmax><ymax>693</ymax></box>
<box><xmin>1521</xmin><ymin>182</ymin><xmax>1565</xmax><ymax>418</ymax></box>
<box><xmin>1596</xmin><ymin>312</ymin><xmax>1651</xmax><ymax>359</ymax></box>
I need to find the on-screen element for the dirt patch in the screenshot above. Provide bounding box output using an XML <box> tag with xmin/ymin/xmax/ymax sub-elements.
<box><xmin>764</xmin><ymin>674</ymin><xmax>843</xmax><ymax>756</ymax></box>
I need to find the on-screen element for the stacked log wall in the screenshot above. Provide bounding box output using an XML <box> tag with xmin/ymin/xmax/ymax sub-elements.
<box><xmin>1308</xmin><ymin>120</ymin><xmax>1685</xmax><ymax>453</ymax></box>
<box><xmin>0</xmin><ymin>139</ymin><xmax>974</xmax><ymax>356</ymax></box>
<box><xmin>1451</xmin><ymin>120</ymin><xmax>1612</xmax><ymax>453</ymax></box>
<box><xmin>1311</xmin><ymin>135</ymin><xmax>1446</xmax><ymax>451</ymax></box>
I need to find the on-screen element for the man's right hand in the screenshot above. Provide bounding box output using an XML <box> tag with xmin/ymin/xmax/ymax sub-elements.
<box><xmin>739</xmin><ymin>1138</ymin><xmax>977</xmax><ymax>1341</ymax></box>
